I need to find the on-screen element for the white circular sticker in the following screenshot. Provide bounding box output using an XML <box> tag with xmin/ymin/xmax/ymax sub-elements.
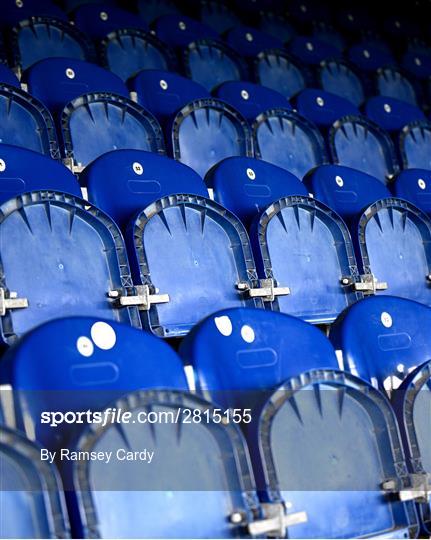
<box><xmin>160</xmin><ymin>79</ymin><xmax>168</xmax><ymax>90</ymax></box>
<box><xmin>100</xmin><ymin>11</ymin><xmax>108</xmax><ymax>21</ymax></box>
<box><xmin>91</xmin><ymin>321</ymin><xmax>117</xmax><ymax>350</ymax></box>
<box><xmin>418</xmin><ymin>178</ymin><xmax>426</xmax><ymax>190</ymax></box>
<box><xmin>77</xmin><ymin>336</ymin><xmax>94</xmax><ymax>357</ymax></box>
<box><xmin>241</xmin><ymin>89</ymin><xmax>249</xmax><ymax>100</ymax></box>
<box><xmin>0</xmin><ymin>159</ymin><xmax>6</xmax><ymax>172</ymax></box>
<box><xmin>241</xmin><ymin>325</ymin><xmax>255</xmax><ymax>343</ymax></box>
<box><xmin>306</xmin><ymin>42</ymin><xmax>314</xmax><ymax>51</ymax></box>
<box><xmin>66</xmin><ymin>68</ymin><xmax>75</xmax><ymax>79</ymax></box>
<box><xmin>381</xmin><ymin>312</ymin><xmax>393</xmax><ymax>328</ymax></box>
<box><xmin>133</xmin><ymin>162</ymin><xmax>143</xmax><ymax>175</ymax></box>
<box><xmin>316</xmin><ymin>96</ymin><xmax>324</xmax><ymax>107</ymax></box>
<box><xmin>245</xmin><ymin>32</ymin><xmax>254</xmax><ymax>42</ymax></box>
<box><xmin>335</xmin><ymin>175</ymin><xmax>344</xmax><ymax>187</ymax></box>
<box><xmin>384</xmin><ymin>103</ymin><xmax>392</xmax><ymax>113</ymax></box>
<box><xmin>247</xmin><ymin>168</ymin><xmax>256</xmax><ymax>180</ymax></box>
<box><xmin>363</xmin><ymin>49</ymin><xmax>370</xmax><ymax>58</ymax></box>
<box><xmin>178</xmin><ymin>21</ymin><xmax>186</xmax><ymax>30</ymax></box>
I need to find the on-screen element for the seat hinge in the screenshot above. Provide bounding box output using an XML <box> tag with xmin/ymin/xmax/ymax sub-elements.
<box><xmin>0</xmin><ymin>288</ymin><xmax>28</xmax><ymax>316</ymax></box>
<box><xmin>230</xmin><ymin>503</ymin><xmax>307</xmax><ymax>537</ymax></box>
<box><xmin>382</xmin><ymin>473</ymin><xmax>431</xmax><ymax>504</ymax></box>
<box><xmin>341</xmin><ymin>274</ymin><xmax>388</xmax><ymax>294</ymax></box>
<box><xmin>108</xmin><ymin>285</ymin><xmax>169</xmax><ymax>311</ymax></box>
<box><xmin>237</xmin><ymin>279</ymin><xmax>290</xmax><ymax>302</ymax></box>
<box><xmin>62</xmin><ymin>158</ymin><xmax>84</xmax><ymax>174</ymax></box>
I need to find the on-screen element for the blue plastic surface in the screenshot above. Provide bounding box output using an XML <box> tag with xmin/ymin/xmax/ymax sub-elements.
<box><xmin>253</xmin><ymin>109</ymin><xmax>327</xmax><ymax>178</ymax></box>
<box><xmin>329</xmin><ymin>116</ymin><xmax>399</xmax><ymax>184</ymax></box>
<box><xmin>61</xmin><ymin>93</ymin><xmax>165</xmax><ymax>168</ymax></box>
<box><xmin>377</xmin><ymin>68</ymin><xmax>417</xmax><ymax>106</ymax></box>
<box><xmin>348</xmin><ymin>42</ymin><xmax>395</xmax><ymax>72</ymax></box>
<box><xmin>184</xmin><ymin>39</ymin><xmax>244</xmax><ymax>92</ymax></box>
<box><xmin>73</xmin><ymin>4</ymin><xmax>146</xmax><ymax>40</ymax></box>
<box><xmin>255</xmin><ymin>49</ymin><xmax>306</xmax><ymax>99</ymax></box>
<box><xmin>304</xmin><ymin>165</ymin><xmax>391</xmax><ymax>224</ymax></box>
<box><xmin>153</xmin><ymin>14</ymin><xmax>218</xmax><ymax>48</ymax></box>
<box><xmin>170</xmin><ymin>98</ymin><xmax>253</xmax><ymax>178</ymax></box>
<box><xmin>259</xmin><ymin>12</ymin><xmax>295</xmax><ymax>43</ymax></box>
<box><xmin>0</xmin><ymin>191</ymin><xmax>141</xmax><ymax>345</ymax></box>
<box><xmin>402</xmin><ymin>50</ymin><xmax>431</xmax><ymax>79</ymax></box>
<box><xmin>251</xmin><ymin>196</ymin><xmax>362</xmax><ymax>324</ymax></box>
<box><xmin>289</xmin><ymin>36</ymin><xmax>340</xmax><ymax>66</ymax></box>
<box><xmin>0</xmin><ymin>64</ymin><xmax>20</xmax><ymax>88</ymax></box>
<box><xmin>24</xmin><ymin>57</ymin><xmax>128</xmax><ymax>115</ymax></box>
<box><xmin>214</xmin><ymin>81</ymin><xmax>290</xmax><ymax>123</ymax></box>
<box><xmin>208</xmin><ymin>156</ymin><xmax>307</xmax><ymax>227</ymax></box>
<box><xmin>365</xmin><ymin>96</ymin><xmax>425</xmax><ymax>132</ymax></box>
<box><xmin>200</xmin><ymin>1</ymin><xmax>240</xmax><ymax>34</ymax></box>
<box><xmin>64</xmin><ymin>390</ymin><xmax>260</xmax><ymax>539</ymax></box>
<box><xmin>312</xmin><ymin>22</ymin><xmax>345</xmax><ymax>52</ymax></box>
<box><xmin>100</xmin><ymin>29</ymin><xmax>174</xmax><ymax>82</ymax></box>
<box><xmin>0</xmin><ymin>83</ymin><xmax>59</xmax><ymax>159</ymax></box>
<box><xmin>399</xmin><ymin>121</ymin><xmax>431</xmax><ymax>170</ymax></box>
<box><xmin>0</xmin><ymin>426</ymin><xmax>70</xmax><ymax>538</ymax></box>
<box><xmin>0</xmin><ymin>144</ymin><xmax>81</xmax><ymax>204</ymax></box>
<box><xmin>84</xmin><ymin>149</ymin><xmax>207</xmax><ymax>228</ymax></box>
<box><xmin>137</xmin><ymin>0</ymin><xmax>179</xmax><ymax>25</ymax></box>
<box><xmin>295</xmin><ymin>89</ymin><xmax>359</xmax><ymax>128</ymax></box>
<box><xmin>11</xmin><ymin>17</ymin><xmax>93</xmax><ymax>71</ymax></box>
<box><xmin>357</xmin><ymin>198</ymin><xmax>431</xmax><ymax>305</ymax></box>
<box><xmin>129</xmin><ymin>70</ymin><xmax>210</xmax><ymax>126</ymax></box>
<box><xmin>126</xmin><ymin>194</ymin><xmax>264</xmax><ymax>337</ymax></box>
<box><xmin>0</xmin><ymin>316</ymin><xmax>188</xmax><ymax>449</ymax></box>
<box><xmin>0</xmin><ymin>0</ymin><xmax>67</xmax><ymax>28</ymax></box>
<box><xmin>226</xmin><ymin>26</ymin><xmax>283</xmax><ymax>58</ymax></box>
<box><xmin>319</xmin><ymin>59</ymin><xmax>365</xmax><ymax>107</ymax></box>
<box><xmin>394</xmin><ymin>169</ymin><xmax>431</xmax><ymax>216</ymax></box>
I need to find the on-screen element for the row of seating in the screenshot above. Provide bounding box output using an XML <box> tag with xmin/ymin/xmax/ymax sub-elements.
<box><xmin>1</xmin><ymin>298</ymin><xmax>430</xmax><ymax>537</ymax></box>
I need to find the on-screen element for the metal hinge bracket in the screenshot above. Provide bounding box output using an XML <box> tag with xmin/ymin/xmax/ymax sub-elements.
<box><xmin>108</xmin><ymin>285</ymin><xmax>169</xmax><ymax>311</ymax></box>
<box><xmin>0</xmin><ymin>288</ymin><xmax>28</xmax><ymax>316</ymax></box>
<box><xmin>237</xmin><ymin>279</ymin><xmax>290</xmax><ymax>302</ymax></box>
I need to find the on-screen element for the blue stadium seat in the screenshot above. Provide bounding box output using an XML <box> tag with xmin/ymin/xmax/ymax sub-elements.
<box><xmin>289</xmin><ymin>36</ymin><xmax>340</xmax><ymax>66</ymax></box>
<box><xmin>0</xmin><ymin>144</ymin><xmax>81</xmax><ymax>204</ymax></box>
<box><xmin>200</xmin><ymin>0</ymin><xmax>240</xmax><ymax>34</ymax></box>
<box><xmin>329</xmin><ymin>116</ymin><xmax>399</xmax><ymax>183</ymax></box>
<box><xmin>356</xmin><ymin>198</ymin><xmax>431</xmax><ymax>305</ymax></box>
<box><xmin>63</xmin><ymin>389</ymin><xmax>269</xmax><ymax>539</ymax></box>
<box><xmin>402</xmin><ymin>50</ymin><xmax>431</xmax><ymax>80</ymax></box>
<box><xmin>312</xmin><ymin>21</ymin><xmax>345</xmax><ymax>52</ymax></box>
<box><xmin>24</xmin><ymin>58</ymin><xmax>128</xmax><ymax>115</ymax></box>
<box><xmin>84</xmin><ymin>150</ymin><xmax>207</xmax><ymax>228</ymax></box>
<box><xmin>214</xmin><ymin>81</ymin><xmax>290</xmax><ymax>123</ymax></box>
<box><xmin>0</xmin><ymin>0</ymin><xmax>67</xmax><ymax>28</ymax></box>
<box><xmin>126</xmin><ymin>194</ymin><xmax>264</xmax><ymax>337</ymax></box>
<box><xmin>180</xmin><ymin>306</ymin><xmax>417</xmax><ymax>539</ymax></box>
<box><xmin>289</xmin><ymin>0</ymin><xmax>327</xmax><ymax>25</ymax></box>
<box><xmin>365</xmin><ymin>96</ymin><xmax>425</xmax><ymax>132</ymax></box>
<box><xmin>0</xmin><ymin>84</ymin><xmax>59</xmax><ymax>159</ymax></box>
<box><xmin>349</xmin><ymin>42</ymin><xmax>395</xmax><ymax>73</ymax></box>
<box><xmin>253</xmin><ymin>109</ymin><xmax>327</xmax><ymax>178</ymax></box>
<box><xmin>0</xmin><ymin>426</ymin><xmax>70</xmax><ymax>539</ymax></box>
<box><xmin>0</xmin><ymin>191</ymin><xmax>141</xmax><ymax>346</ymax></box>
<box><xmin>0</xmin><ymin>317</ymin><xmax>188</xmax><ymax>448</ymax></box>
<box><xmin>394</xmin><ymin>169</ymin><xmax>431</xmax><ymax>215</ymax></box>
<box><xmin>153</xmin><ymin>14</ymin><xmax>218</xmax><ymax>49</ymax></box>
<box><xmin>100</xmin><ymin>29</ymin><xmax>175</xmax><ymax>82</ymax></box>
<box><xmin>376</xmin><ymin>67</ymin><xmax>418</xmax><ymax>105</ymax></box>
<box><xmin>0</xmin><ymin>64</ymin><xmax>20</xmax><ymax>88</ymax></box>
<box><xmin>60</xmin><ymin>93</ymin><xmax>165</xmax><ymax>171</ymax></box>
<box><xmin>183</xmin><ymin>39</ymin><xmax>244</xmax><ymax>92</ymax></box>
<box><xmin>399</xmin><ymin>121</ymin><xmax>431</xmax><ymax>170</ymax></box>
<box><xmin>129</xmin><ymin>70</ymin><xmax>210</xmax><ymax>126</ymax></box>
<box><xmin>64</xmin><ymin>0</ymin><xmax>116</xmax><ymax>10</ymax></box>
<box><xmin>337</xmin><ymin>6</ymin><xmax>376</xmax><ymax>35</ymax></box>
<box><xmin>170</xmin><ymin>98</ymin><xmax>253</xmax><ymax>178</ymax></box>
<box><xmin>259</xmin><ymin>12</ymin><xmax>295</xmax><ymax>44</ymax></box>
<box><xmin>137</xmin><ymin>0</ymin><xmax>179</xmax><ymax>25</ymax></box>
<box><xmin>318</xmin><ymin>59</ymin><xmax>365</xmax><ymax>107</ymax></box>
<box><xmin>226</xmin><ymin>26</ymin><xmax>283</xmax><ymax>58</ymax></box>
<box><xmin>250</xmin><ymin>196</ymin><xmax>362</xmax><ymax>323</ymax></box>
<box><xmin>10</xmin><ymin>17</ymin><xmax>94</xmax><ymax>72</ymax></box>
<box><xmin>304</xmin><ymin>165</ymin><xmax>391</xmax><ymax>225</ymax></box>
<box><xmin>73</xmin><ymin>3</ymin><xmax>146</xmax><ymax>40</ymax></box>
<box><xmin>294</xmin><ymin>89</ymin><xmax>359</xmax><ymax>128</ymax></box>
<box><xmin>255</xmin><ymin>49</ymin><xmax>306</xmax><ymax>100</ymax></box>
<box><xmin>207</xmin><ymin>156</ymin><xmax>308</xmax><ymax>226</ymax></box>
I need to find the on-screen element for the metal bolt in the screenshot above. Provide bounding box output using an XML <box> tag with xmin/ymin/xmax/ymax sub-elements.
<box><xmin>335</xmin><ymin>175</ymin><xmax>344</xmax><ymax>187</ymax></box>
<box><xmin>418</xmin><ymin>178</ymin><xmax>426</xmax><ymax>190</ymax></box>
<box><xmin>246</xmin><ymin>168</ymin><xmax>256</xmax><ymax>180</ymax></box>
<box><xmin>229</xmin><ymin>512</ymin><xmax>243</xmax><ymax>525</ymax></box>
<box><xmin>66</xmin><ymin>68</ymin><xmax>75</xmax><ymax>79</ymax></box>
<box><xmin>160</xmin><ymin>79</ymin><xmax>168</xmax><ymax>90</ymax></box>
<box><xmin>133</xmin><ymin>162</ymin><xmax>143</xmax><ymax>175</ymax></box>
<box><xmin>341</xmin><ymin>277</ymin><xmax>350</xmax><ymax>285</ymax></box>
<box><xmin>241</xmin><ymin>89</ymin><xmax>249</xmax><ymax>100</ymax></box>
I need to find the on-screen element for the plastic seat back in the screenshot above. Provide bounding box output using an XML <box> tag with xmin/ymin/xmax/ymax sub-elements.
<box><xmin>214</xmin><ymin>81</ymin><xmax>290</xmax><ymax>123</ymax></box>
<box><xmin>0</xmin><ymin>191</ymin><xmax>141</xmax><ymax>345</ymax></box>
<box><xmin>129</xmin><ymin>70</ymin><xmax>210</xmax><ymax>126</ymax></box>
<box><xmin>100</xmin><ymin>29</ymin><xmax>174</xmax><ymax>82</ymax></box>
<box><xmin>0</xmin><ymin>0</ymin><xmax>67</xmax><ymax>28</ymax></box>
<box><xmin>357</xmin><ymin>198</ymin><xmax>431</xmax><ymax>305</ymax></box>
<box><xmin>259</xmin><ymin>12</ymin><xmax>294</xmax><ymax>43</ymax></box>
<box><xmin>24</xmin><ymin>58</ymin><xmax>128</xmax><ymax>115</ymax></box>
<box><xmin>61</xmin><ymin>93</ymin><xmax>165</xmax><ymax>170</ymax></box>
<box><xmin>200</xmin><ymin>0</ymin><xmax>240</xmax><ymax>34</ymax></box>
<box><xmin>184</xmin><ymin>39</ymin><xmax>244</xmax><ymax>92</ymax></box>
<box><xmin>394</xmin><ymin>169</ymin><xmax>431</xmax><ymax>215</ymax></box>
<box><xmin>349</xmin><ymin>42</ymin><xmax>395</xmax><ymax>72</ymax></box>
<box><xmin>0</xmin><ymin>84</ymin><xmax>59</xmax><ymax>159</ymax></box>
<box><xmin>153</xmin><ymin>14</ymin><xmax>218</xmax><ymax>48</ymax></box>
<box><xmin>126</xmin><ymin>195</ymin><xmax>263</xmax><ymax>337</ymax></box>
<box><xmin>226</xmin><ymin>26</ymin><xmax>282</xmax><ymax>58</ymax></box>
<box><xmin>319</xmin><ymin>59</ymin><xmax>365</xmax><ymax>107</ymax></box>
<box><xmin>289</xmin><ymin>36</ymin><xmax>340</xmax><ymax>66</ymax></box>
<box><xmin>400</xmin><ymin>121</ymin><xmax>431</xmax><ymax>170</ymax></box>
<box><xmin>377</xmin><ymin>67</ymin><xmax>417</xmax><ymax>106</ymax></box>
<box><xmin>295</xmin><ymin>89</ymin><xmax>359</xmax><ymax>128</ymax></box>
<box><xmin>137</xmin><ymin>0</ymin><xmax>179</xmax><ymax>24</ymax></box>
<box><xmin>402</xmin><ymin>50</ymin><xmax>431</xmax><ymax>80</ymax></box>
<box><xmin>252</xmin><ymin>196</ymin><xmax>362</xmax><ymax>323</ymax></box>
<box><xmin>0</xmin><ymin>427</ymin><xmax>69</xmax><ymax>539</ymax></box>
<box><xmin>0</xmin><ymin>64</ymin><xmax>20</xmax><ymax>88</ymax></box>
<box><xmin>329</xmin><ymin>116</ymin><xmax>399</xmax><ymax>184</ymax></box>
<box><xmin>255</xmin><ymin>49</ymin><xmax>306</xmax><ymax>99</ymax></box>
<box><xmin>11</xmin><ymin>17</ymin><xmax>93</xmax><ymax>71</ymax></box>
<box><xmin>171</xmin><ymin>98</ymin><xmax>253</xmax><ymax>178</ymax></box>
<box><xmin>207</xmin><ymin>157</ymin><xmax>307</xmax><ymax>227</ymax></box>
<box><xmin>253</xmin><ymin>110</ymin><xmax>327</xmax><ymax>178</ymax></box>
<box><xmin>84</xmin><ymin>150</ymin><xmax>207</xmax><ymax>228</ymax></box>
<box><xmin>365</xmin><ymin>96</ymin><xmax>425</xmax><ymax>132</ymax></box>
<box><xmin>64</xmin><ymin>390</ymin><xmax>260</xmax><ymax>539</ymax></box>
<box><xmin>0</xmin><ymin>145</ymin><xmax>81</xmax><ymax>204</ymax></box>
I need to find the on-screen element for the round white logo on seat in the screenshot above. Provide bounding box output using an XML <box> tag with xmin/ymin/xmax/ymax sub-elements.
<box><xmin>0</xmin><ymin>159</ymin><xmax>6</xmax><ymax>172</ymax></box>
<box><xmin>77</xmin><ymin>336</ymin><xmax>94</xmax><ymax>357</ymax></box>
<box><xmin>384</xmin><ymin>103</ymin><xmax>392</xmax><ymax>113</ymax></box>
<box><xmin>100</xmin><ymin>11</ymin><xmax>109</xmax><ymax>21</ymax></box>
<box><xmin>214</xmin><ymin>315</ymin><xmax>232</xmax><ymax>336</ymax></box>
<box><xmin>335</xmin><ymin>175</ymin><xmax>344</xmax><ymax>187</ymax></box>
<box><xmin>241</xmin><ymin>89</ymin><xmax>249</xmax><ymax>100</ymax></box>
<box><xmin>316</xmin><ymin>96</ymin><xmax>324</xmax><ymax>107</ymax></box>
<box><xmin>16</xmin><ymin>0</ymin><xmax>24</xmax><ymax>7</ymax></box>
<box><xmin>160</xmin><ymin>79</ymin><xmax>168</xmax><ymax>90</ymax></box>
<box><xmin>66</xmin><ymin>68</ymin><xmax>75</xmax><ymax>79</ymax></box>
<box><xmin>91</xmin><ymin>321</ymin><xmax>116</xmax><ymax>350</ymax></box>
<box><xmin>245</xmin><ymin>32</ymin><xmax>254</xmax><ymax>42</ymax></box>
<box><xmin>418</xmin><ymin>178</ymin><xmax>426</xmax><ymax>190</ymax></box>
<box><xmin>133</xmin><ymin>162</ymin><xmax>144</xmax><ymax>175</ymax></box>
<box><xmin>381</xmin><ymin>312</ymin><xmax>393</xmax><ymax>328</ymax></box>
<box><xmin>178</xmin><ymin>21</ymin><xmax>186</xmax><ymax>30</ymax></box>
<box><xmin>247</xmin><ymin>168</ymin><xmax>256</xmax><ymax>180</ymax></box>
<box><xmin>306</xmin><ymin>42</ymin><xmax>314</xmax><ymax>51</ymax></box>
<box><xmin>415</xmin><ymin>57</ymin><xmax>422</xmax><ymax>66</ymax></box>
